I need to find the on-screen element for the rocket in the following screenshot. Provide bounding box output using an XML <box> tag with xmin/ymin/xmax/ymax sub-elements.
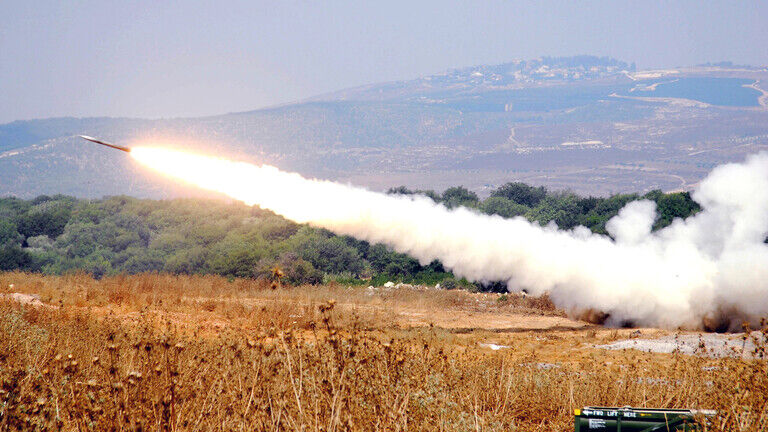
<box><xmin>79</xmin><ymin>135</ymin><xmax>131</xmax><ymax>152</ymax></box>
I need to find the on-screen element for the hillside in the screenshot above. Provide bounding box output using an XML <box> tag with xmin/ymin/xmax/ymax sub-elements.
<box><xmin>2</xmin><ymin>56</ymin><xmax>768</xmax><ymax>198</ymax></box>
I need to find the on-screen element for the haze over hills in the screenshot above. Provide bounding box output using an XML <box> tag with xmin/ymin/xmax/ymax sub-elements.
<box><xmin>2</xmin><ymin>55</ymin><xmax>768</xmax><ymax>199</ymax></box>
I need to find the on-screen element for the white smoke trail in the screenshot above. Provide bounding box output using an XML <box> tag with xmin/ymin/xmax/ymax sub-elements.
<box><xmin>131</xmin><ymin>147</ymin><xmax>768</xmax><ymax>329</ymax></box>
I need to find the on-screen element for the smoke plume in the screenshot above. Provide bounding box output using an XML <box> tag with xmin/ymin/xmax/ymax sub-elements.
<box><xmin>131</xmin><ymin>147</ymin><xmax>768</xmax><ymax>329</ymax></box>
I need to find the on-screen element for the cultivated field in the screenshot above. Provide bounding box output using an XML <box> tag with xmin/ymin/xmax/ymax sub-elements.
<box><xmin>1</xmin><ymin>272</ymin><xmax>766</xmax><ymax>431</ymax></box>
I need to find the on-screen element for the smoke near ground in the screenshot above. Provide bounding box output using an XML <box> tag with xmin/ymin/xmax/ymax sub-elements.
<box><xmin>131</xmin><ymin>147</ymin><xmax>768</xmax><ymax>329</ymax></box>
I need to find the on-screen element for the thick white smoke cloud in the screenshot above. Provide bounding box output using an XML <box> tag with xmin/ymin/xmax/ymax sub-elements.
<box><xmin>132</xmin><ymin>148</ymin><xmax>768</xmax><ymax>329</ymax></box>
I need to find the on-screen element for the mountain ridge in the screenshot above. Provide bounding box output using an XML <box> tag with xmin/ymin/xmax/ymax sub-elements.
<box><xmin>2</xmin><ymin>55</ymin><xmax>768</xmax><ymax>199</ymax></box>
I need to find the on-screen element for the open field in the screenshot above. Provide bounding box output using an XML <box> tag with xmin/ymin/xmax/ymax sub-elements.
<box><xmin>1</xmin><ymin>272</ymin><xmax>767</xmax><ymax>431</ymax></box>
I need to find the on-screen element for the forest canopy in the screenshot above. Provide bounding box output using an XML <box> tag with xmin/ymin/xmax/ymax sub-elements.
<box><xmin>0</xmin><ymin>183</ymin><xmax>700</xmax><ymax>291</ymax></box>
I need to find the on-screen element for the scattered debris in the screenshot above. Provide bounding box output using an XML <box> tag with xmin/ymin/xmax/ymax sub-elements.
<box><xmin>535</xmin><ymin>362</ymin><xmax>561</xmax><ymax>370</ymax></box>
<box><xmin>0</xmin><ymin>292</ymin><xmax>54</xmax><ymax>308</ymax></box>
<box><xmin>518</xmin><ymin>362</ymin><xmax>561</xmax><ymax>370</ymax></box>
<box><xmin>479</xmin><ymin>343</ymin><xmax>510</xmax><ymax>351</ymax></box>
<box><xmin>596</xmin><ymin>332</ymin><xmax>766</xmax><ymax>358</ymax></box>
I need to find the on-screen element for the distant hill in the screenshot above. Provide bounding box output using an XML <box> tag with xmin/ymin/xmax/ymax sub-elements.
<box><xmin>309</xmin><ymin>56</ymin><xmax>634</xmax><ymax>102</ymax></box>
<box><xmin>2</xmin><ymin>55</ymin><xmax>768</xmax><ymax>198</ymax></box>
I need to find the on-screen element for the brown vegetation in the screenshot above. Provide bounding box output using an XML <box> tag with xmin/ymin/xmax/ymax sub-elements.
<box><xmin>1</xmin><ymin>272</ymin><xmax>766</xmax><ymax>431</ymax></box>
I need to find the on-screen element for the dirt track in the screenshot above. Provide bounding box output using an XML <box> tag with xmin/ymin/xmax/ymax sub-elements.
<box><xmin>389</xmin><ymin>306</ymin><xmax>588</xmax><ymax>332</ymax></box>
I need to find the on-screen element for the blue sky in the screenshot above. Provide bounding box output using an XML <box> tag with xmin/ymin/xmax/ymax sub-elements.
<box><xmin>1</xmin><ymin>0</ymin><xmax>767</xmax><ymax>122</ymax></box>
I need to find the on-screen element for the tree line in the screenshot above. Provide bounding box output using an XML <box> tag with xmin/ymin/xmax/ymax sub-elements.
<box><xmin>0</xmin><ymin>183</ymin><xmax>700</xmax><ymax>291</ymax></box>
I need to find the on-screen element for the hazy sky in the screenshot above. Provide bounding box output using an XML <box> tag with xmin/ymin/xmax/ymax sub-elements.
<box><xmin>2</xmin><ymin>1</ymin><xmax>767</xmax><ymax>123</ymax></box>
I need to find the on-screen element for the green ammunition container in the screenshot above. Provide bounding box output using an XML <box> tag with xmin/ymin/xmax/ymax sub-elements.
<box><xmin>574</xmin><ymin>406</ymin><xmax>715</xmax><ymax>431</ymax></box>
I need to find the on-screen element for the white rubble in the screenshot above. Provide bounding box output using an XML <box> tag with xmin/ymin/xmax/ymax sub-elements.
<box><xmin>596</xmin><ymin>332</ymin><xmax>766</xmax><ymax>358</ymax></box>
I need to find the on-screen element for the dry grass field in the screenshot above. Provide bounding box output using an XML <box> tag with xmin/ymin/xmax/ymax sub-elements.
<box><xmin>1</xmin><ymin>272</ymin><xmax>766</xmax><ymax>431</ymax></box>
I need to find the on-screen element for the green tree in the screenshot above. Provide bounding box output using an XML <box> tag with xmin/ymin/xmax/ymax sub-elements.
<box><xmin>0</xmin><ymin>220</ymin><xmax>22</xmax><ymax>247</ymax></box>
<box><xmin>209</xmin><ymin>239</ymin><xmax>268</xmax><ymax>278</ymax></box>
<box><xmin>582</xmin><ymin>193</ymin><xmax>640</xmax><ymax>234</ymax></box>
<box><xmin>163</xmin><ymin>246</ymin><xmax>211</xmax><ymax>274</ymax></box>
<box><xmin>528</xmin><ymin>192</ymin><xmax>582</xmax><ymax>229</ymax></box>
<box><xmin>55</xmin><ymin>222</ymin><xmax>102</xmax><ymax>258</ymax></box>
<box><xmin>17</xmin><ymin>201</ymin><xmax>73</xmax><ymax>239</ymax></box>
<box><xmin>119</xmin><ymin>248</ymin><xmax>166</xmax><ymax>273</ymax></box>
<box><xmin>491</xmin><ymin>182</ymin><xmax>547</xmax><ymax>206</ymax></box>
<box><xmin>388</xmin><ymin>186</ymin><xmax>441</xmax><ymax>202</ymax></box>
<box><xmin>366</xmin><ymin>243</ymin><xmax>421</xmax><ymax>278</ymax></box>
<box><xmin>442</xmin><ymin>186</ymin><xmax>479</xmax><ymax>209</ymax></box>
<box><xmin>387</xmin><ymin>186</ymin><xmax>416</xmax><ymax>195</ymax></box>
<box><xmin>257</xmin><ymin>216</ymin><xmax>299</xmax><ymax>241</ymax></box>
<box><xmin>0</xmin><ymin>197</ymin><xmax>31</xmax><ymax>221</ymax></box>
<box><xmin>296</xmin><ymin>234</ymin><xmax>364</xmax><ymax>276</ymax></box>
<box><xmin>479</xmin><ymin>197</ymin><xmax>529</xmax><ymax>218</ymax></box>
<box><xmin>645</xmin><ymin>190</ymin><xmax>701</xmax><ymax>230</ymax></box>
<box><xmin>0</xmin><ymin>246</ymin><xmax>33</xmax><ymax>271</ymax></box>
<box><xmin>278</xmin><ymin>252</ymin><xmax>323</xmax><ymax>284</ymax></box>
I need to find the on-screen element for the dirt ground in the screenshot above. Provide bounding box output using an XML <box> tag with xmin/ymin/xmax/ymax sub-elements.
<box><xmin>2</xmin><ymin>272</ymin><xmax>767</xmax><ymax>431</ymax></box>
<box><xmin>2</xmin><ymin>272</ymin><xmax>755</xmax><ymax>363</ymax></box>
